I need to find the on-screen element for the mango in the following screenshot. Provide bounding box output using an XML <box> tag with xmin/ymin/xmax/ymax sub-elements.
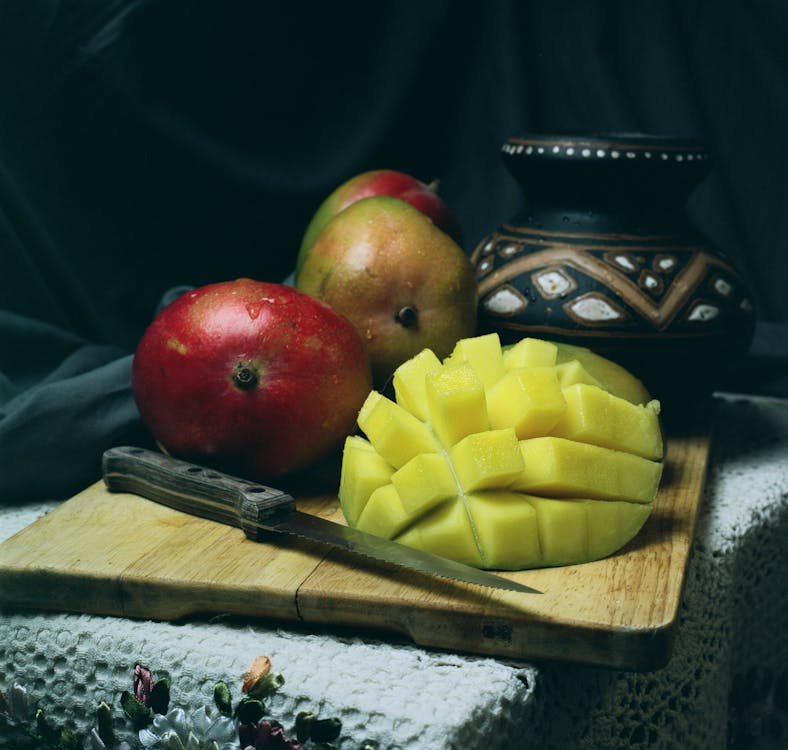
<box><xmin>356</xmin><ymin>484</ymin><xmax>412</xmax><ymax>539</ymax></box>
<box><xmin>550</xmin><ymin>384</ymin><xmax>663</xmax><ymax>460</ymax></box>
<box><xmin>553</xmin><ymin>341</ymin><xmax>651</xmax><ymax>405</ymax></box>
<box><xmin>425</xmin><ymin>362</ymin><xmax>489</xmax><ymax>447</ymax></box>
<box><xmin>339</xmin><ymin>333</ymin><xmax>664</xmax><ymax>570</ymax></box>
<box><xmin>445</xmin><ymin>332</ymin><xmax>506</xmax><ymax>388</ymax></box>
<box><xmin>392</xmin><ymin>348</ymin><xmax>443</xmax><ymax>421</ymax></box>
<box><xmin>486</xmin><ymin>366</ymin><xmax>566</xmax><ymax>438</ymax></box>
<box><xmin>448</xmin><ymin>428</ymin><xmax>524</xmax><ymax>492</ymax></box>
<box><xmin>512</xmin><ymin>437</ymin><xmax>662</xmax><ymax>503</ymax></box>
<box><xmin>503</xmin><ymin>337</ymin><xmax>558</xmax><ymax>369</ymax></box>
<box><xmin>391</xmin><ymin>453</ymin><xmax>457</xmax><ymax>516</ymax></box>
<box><xmin>338</xmin><ymin>435</ymin><xmax>394</xmax><ymax>525</ymax></box>
<box><xmin>357</xmin><ymin>391</ymin><xmax>441</xmax><ymax>468</ymax></box>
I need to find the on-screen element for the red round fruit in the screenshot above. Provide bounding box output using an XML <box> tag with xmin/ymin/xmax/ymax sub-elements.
<box><xmin>132</xmin><ymin>279</ymin><xmax>373</xmax><ymax>480</ymax></box>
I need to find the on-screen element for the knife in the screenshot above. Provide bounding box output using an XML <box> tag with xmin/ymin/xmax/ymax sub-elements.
<box><xmin>101</xmin><ymin>446</ymin><xmax>540</xmax><ymax>594</ymax></box>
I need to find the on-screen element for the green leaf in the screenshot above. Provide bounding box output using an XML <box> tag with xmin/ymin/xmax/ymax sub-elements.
<box><xmin>120</xmin><ymin>690</ymin><xmax>152</xmax><ymax>730</ymax></box>
<box><xmin>213</xmin><ymin>681</ymin><xmax>233</xmax><ymax>717</ymax></box>
<box><xmin>246</xmin><ymin>671</ymin><xmax>285</xmax><ymax>699</ymax></box>
<box><xmin>96</xmin><ymin>700</ymin><xmax>115</xmax><ymax>746</ymax></box>
<box><xmin>295</xmin><ymin>711</ymin><xmax>314</xmax><ymax>742</ymax></box>
<box><xmin>149</xmin><ymin>677</ymin><xmax>171</xmax><ymax>715</ymax></box>
<box><xmin>235</xmin><ymin>697</ymin><xmax>265</xmax><ymax>724</ymax></box>
<box><xmin>310</xmin><ymin>717</ymin><xmax>342</xmax><ymax>743</ymax></box>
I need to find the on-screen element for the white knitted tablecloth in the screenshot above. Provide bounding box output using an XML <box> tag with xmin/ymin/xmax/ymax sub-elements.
<box><xmin>2</xmin><ymin>392</ymin><xmax>787</xmax><ymax>749</ymax></box>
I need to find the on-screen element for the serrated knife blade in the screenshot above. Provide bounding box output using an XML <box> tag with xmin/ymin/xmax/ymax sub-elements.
<box><xmin>101</xmin><ymin>446</ymin><xmax>541</xmax><ymax>595</ymax></box>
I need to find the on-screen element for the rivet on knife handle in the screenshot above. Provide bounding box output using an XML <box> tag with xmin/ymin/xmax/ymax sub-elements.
<box><xmin>102</xmin><ymin>445</ymin><xmax>294</xmax><ymax>540</ymax></box>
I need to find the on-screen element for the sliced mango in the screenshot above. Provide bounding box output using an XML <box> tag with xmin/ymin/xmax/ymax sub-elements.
<box><xmin>425</xmin><ymin>362</ymin><xmax>489</xmax><ymax>447</ymax></box>
<box><xmin>445</xmin><ymin>332</ymin><xmax>506</xmax><ymax>388</ymax></box>
<box><xmin>525</xmin><ymin>495</ymin><xmax>588</xmax><ymax>566</ymax></box>
<box><xmin>340</xmin><ymin>334</ymin><xmax>664</xmax><ymax>571</ymax></box>
<box><xmin>448</xmin><ymin>428</ymin><xmax>524</xmax><ymax>492</ymax></box>
<box><xmin>396</xmin><ymin>498</ymin><xmax>484</xmax><ymax>568</ymax></box>
<box><xmin>553</xmin><ymin>360</ymin><xmax>603</xmax><ymax>390</ymax></box>
<box><xmin>392</xmin><ymin>348</ymin><xmax>442</xmax><ymax>421</ymax></box>
<box><xmin>391</xmin><ymin>452</ymin><xmax>457</xmax><ymax>516</ymax></box>
<box><xmin>554</xmin><ymin>342</ymin><xmax>651</xmax><ymax>405</ymax></box>
<box><xmin>356</xmin><ymin>484</ymin><xmax>411</xmax><ymax>539</ymax></box>
<box><xmin>550</xmin><ymin>383</ymin><xmax>663</xmax><ymax>460</ymax></box>
<box><xmin>357</xmin><ymin>391</ymin><xmax>441</xmax><ymax>468</ymax></box>
<box><xmin>585</xmin><ymin>498</ymin><xmax>653</xmax><ymax>560</ymax></box>
<box><xmin>338</xmin><ymin>435</ymin><xmax>394</xmax><ymax>525</ymax></box>
<box><xmin>486</xmin><ymin>366</ymin><xmax>566</xmax><ymax>438</ymax></box>
<box><xmin>466</xmin><ymin>491</ymin><xmax>541</xmax><ymax>570</ymax></box>
<box><xmin>512</xmin><ymin>436</ymin><xmax>662</xmax><ymax>503</ymax></box>
<box><xmin>503</xmin><ymin>337</ymin><xmax>558</xmax><ymax>369</ymax></box>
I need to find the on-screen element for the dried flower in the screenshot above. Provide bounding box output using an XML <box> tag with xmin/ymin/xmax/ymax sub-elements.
<box><xmin>242</xmin><ymin>656</ymin><xmax>272</xmax><ymax>694</ymax></box>
<box><xmin>135</xmin><ymin>664</ymin><xmax>154</xmax><ymax>705</ymax></box>
<box><xmin>238</xmin><ymin>719</ymin><xmax>300</xmax><ymax>750</ymax></box>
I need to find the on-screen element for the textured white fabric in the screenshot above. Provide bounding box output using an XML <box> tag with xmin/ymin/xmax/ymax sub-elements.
<box><xmin>2</xmin><ymin>393</ymin><xmax>787</xmax><ymax>749</ymax></box>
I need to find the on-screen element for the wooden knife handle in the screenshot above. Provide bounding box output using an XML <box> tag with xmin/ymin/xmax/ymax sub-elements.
<box><xmin>101</xmin><ymin>446</ymin><xmax>296</xmax><ymax>539</ymax></box>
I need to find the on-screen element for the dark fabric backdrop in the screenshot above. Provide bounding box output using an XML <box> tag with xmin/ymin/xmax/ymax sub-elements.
<box><xmin>1</xmin><ymin>0</ymin><xmax>787</xmax><ymax>500</ymax></box>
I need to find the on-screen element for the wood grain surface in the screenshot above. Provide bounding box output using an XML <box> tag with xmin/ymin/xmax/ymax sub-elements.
<box><xmin>0</xmin><ymin>406</ymin><xmax>711</xmax><ymax>671</ymax></box>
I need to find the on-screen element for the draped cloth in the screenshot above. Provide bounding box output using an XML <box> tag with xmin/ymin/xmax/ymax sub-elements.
<box><xmin>1</xmin><ymin>1</ymin><xmax>787</xmax><ymax>500</ymax></box>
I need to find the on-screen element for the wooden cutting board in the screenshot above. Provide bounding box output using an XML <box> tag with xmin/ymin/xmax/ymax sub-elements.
<box><xmin>0</xmin><ymin>406</ymin><xmax>711</xmax><ymax>671</ymax></box>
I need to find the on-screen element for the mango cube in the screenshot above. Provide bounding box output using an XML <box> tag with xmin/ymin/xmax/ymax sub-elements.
<box><xmin>391</xmin><ymin>452</ymin><xmax>457</xmax><ymax>516</ymax></box>
<box><xmin>338</xmin><ymin>435</ymin><xmax>394</xmax><ymax>525</ymax></box>
<box><xmin>467</xmin><ymin>491</ymin><xmax>541</xmax><ymax>570</ymax></box>
<box><xmin>503</xmin><ymin>337</ymin><xmax>558</xmax><ymax>369</ymax></box>
<box><xmin>393</xmin><ymin>348</ymin><xmax>443</xmax><ymax>421</ymax></box>
<box><xmin>342</xmin><ymin>334</ymin><xmax>664</xmax><ymax>572</ymax></box>
<box><xmin>356</xmin><ymin>484</ymin><xmax>412</xmax><ymax>539</ymax></box>
<box><xmin>550</xmin><ymin>384</ymin><xmax>663</xmax><ymax>460</ymax></box>
<box><xmin>486</xmin><ymin>366</ymin><xmax>566</xmax><ymax>438</ymax></box>
<box><xmin>445</xmin><ymin>333</ymin><xmax>505</xmax><ymax>388</ymax></box>
<box><xmin>512</xmin><ymin>436</ymin><xmax>662</xmax><ymax>503</ymax></box>
<box><xmin>555</xmin><ymin>342</ymin><xmax>651</xmax><ymax>404</ymax></box>
<box><xmin>357</xmin><ymin>391</ymin><xmax>441</xmax><ymax>468</ymax></box>
<box><xmin>396</xmin><ymin>498</ymin><xmax>483</xmax><ymax>568</ymax></box>
<box><xmin>449</xmin><ymin>428</ymin><xmax>524</xmax><ymax>492</ymax></box>
<box><xmin>525</xmin><ymin>495</ymin><xmax>588</xmax><ymax>566</ymax></box>
<box><xmin>554</xmin><ymin>360</ymin><xmax>603</xmax><ymax>390</ymax></box>
<box><xmin>425</xmin><ymin>362</ymin><xmax>489</xmax><ymax>447</ymax></box>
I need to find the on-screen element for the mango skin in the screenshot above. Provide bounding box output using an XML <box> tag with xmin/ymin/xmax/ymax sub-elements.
<box><xmin>296</xmin><ymin>169</ymin><xmax>463</xmax><ymax>272</ymax></box>
<box><xmin>295</xmin><ymin>196</ymin><xmax>477</xmax><ymax>386</ymax></box>
<box><xmin>339</xmin><ymin>334</ymin><xmax>664</xmax><ymax>570</ymax></box>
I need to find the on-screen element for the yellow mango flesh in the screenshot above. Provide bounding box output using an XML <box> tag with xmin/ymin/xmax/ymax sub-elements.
<box><xmin>550</xmin><ymin>384</ymin><xmax>663</xmax><ymax>460</ymax></box>
<box><xmin>356</xmin><ymin>484</ymin><xmax>411</xmax><ymax>539</ymax></box>
<box><xmin>486</xmin><ymin>366</ymin><xmax>566</xmax><ymax>439</ymax></box>
<box><xmin>503</xmin><ymin>337</ymin><xmax>558</xmax><ymax>369</ymax></box>
<box><xmin>512</xmin><ymin>437</ymin><xmax>662</xmax><ymax>503</ymax></box>
<box><xmin>391</xmin><ymin>452</ymin><xmax>457</xmax><ymax>515</ymax></box>
<box><xmin>425</xmin><ymin>363</ymin><xmax>489</xmax><ymax>447</ymax></box>
<box><xmin>448</xmin><ymin>429</ymin><xmax>524</xmax><ymax>492</ymax></box>
<box><xmin>445</xmin><ymin>332</ymin><xmax>506</xmax><ymax>388</ymax></box>
<box><xmin>553</xmin><ymin>341</ymin><xmax>651</xmax><ymax>405</ymax></box>
<box><xmin>392</xmin><ymin>348</ymin><xmax>442</xmax><ymax>421</ymax></box>
<box><xmin>338</xmin><ymin>435</ymin><xmax>394</xmax><ymax>525</ymax></box>
<box><xmin>356</xmin><ymin>391</ymin><xmax>441</xmax><ymax>468</ymax></box>
<box><xmin>339</xmin><ymin>334</ymin><xmax>663</xmax><ymax>570</ymax></box>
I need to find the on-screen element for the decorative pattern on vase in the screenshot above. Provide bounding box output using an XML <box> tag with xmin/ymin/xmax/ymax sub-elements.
<box><xmin>471</xmin><ymin>224</ymin><xmax>753</xmax><ymax>342</ymax></box>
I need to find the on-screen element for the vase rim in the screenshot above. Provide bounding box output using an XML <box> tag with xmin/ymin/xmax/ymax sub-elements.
<box><xmin>503</xmin><ymin>133</ymin><xmax>709</xmax><ymax>162</ymax></box>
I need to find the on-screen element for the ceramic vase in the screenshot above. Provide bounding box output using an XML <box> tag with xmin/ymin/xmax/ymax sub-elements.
<box><xmin>470</xmin><ymin>133</ymin><xmax>755</xmax><ymax>394</ymax></box>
